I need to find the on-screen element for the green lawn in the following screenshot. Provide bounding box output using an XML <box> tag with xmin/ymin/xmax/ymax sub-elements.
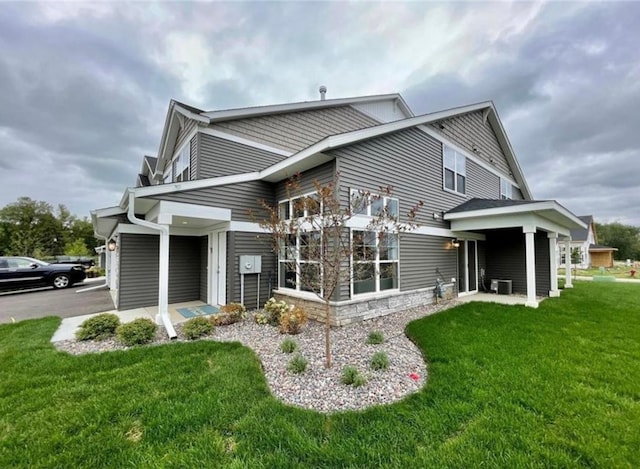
<box><xmin>559</xmin><ymin>264</ymin><xmax>637</xmax><ymax>279</ymax></box>
<box><xmin>1</xmin><ymin>282</ymin><xmax>639</xmax><ymax>468</ymax></box>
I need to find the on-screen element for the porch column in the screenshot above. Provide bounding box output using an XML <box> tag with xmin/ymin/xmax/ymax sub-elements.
<box><xmin>157</xmin><ymin>228</ymin><xmax>170</xmax><ymax>325</ymax></box>
<box><xmin>548</xmin><ymin>232</ymin><xmax>560</xmax><ymax>297</ymax></box>
<box><xmin>564</xmin><ymin>237</ymin><xmax>573</xmax><ymax>288</ymax></box>
<box><xmin>524</xmin><ymin>227</ymin><xmax>538</xmax><ymax>308</ymax></box>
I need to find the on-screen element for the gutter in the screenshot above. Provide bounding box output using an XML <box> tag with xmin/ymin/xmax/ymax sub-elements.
<box><xmin>126</xmin><ymin>191</ymin><xmax>177</xmax><ymax>339</ymax></box>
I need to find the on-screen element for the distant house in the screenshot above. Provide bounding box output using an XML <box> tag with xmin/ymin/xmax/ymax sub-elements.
<box><xmin>557</xmin><ymin>215</ymin><xmax>617</xmax><ymax>268</ymax></box>
<box><xmin>92</xmin><ymin>90</ymin><xmax>585</xmax><ymax>336</ymax></box>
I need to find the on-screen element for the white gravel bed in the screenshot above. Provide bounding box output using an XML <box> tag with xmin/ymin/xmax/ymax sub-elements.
<box><xmin>54</xmin><ymin>300</ymin><xmax>458</xmax><ymax>413</ymax></box>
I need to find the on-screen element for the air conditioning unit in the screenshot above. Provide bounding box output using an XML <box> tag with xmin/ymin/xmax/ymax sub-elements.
<box><xmin>497</xmin><ymin>280</ymin><xmax>513</xmax><ymax>295</ymax></box>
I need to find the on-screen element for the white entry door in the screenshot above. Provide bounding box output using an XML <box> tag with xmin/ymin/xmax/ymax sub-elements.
<box><xmin>208</xmin><ymin>231</ymin><xmax>227</xmax><ymax>306</ymax></box>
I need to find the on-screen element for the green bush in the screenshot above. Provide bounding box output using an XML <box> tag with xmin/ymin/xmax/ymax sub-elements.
<box><xmin>76</xmin><ymin>313</ymin><xmax>121</xmax><ymax>341</ymax></box>
<box><xmin>182</xmin><ymin>317</ymin><xmax>214</xmax><ymax>340</ymax></box>
<box><xmin>253</xmin><ymin>312</ymin><xmax>269</xmax><ymax>325</ymax></box>
<box><xmin>280</xmin><ymin>338</ymin><xmax>298</xmax><ymax>354</ymax></box>
<box><xmin>341</xmin><ymin>366</ymin><xmax>359</xmax><ymax>385</ymax></box>
<box><xmin>370</xmin><ymin>351</ymin><xmax>390</xmax><ymax>370</ymax></box>
<box><xmin>286</xmin><ymin>353</ymin><xmax>308</xmax><ymax>374</ymax></box>
<box><xmin>264</xmin><ymin>297</ymin><xmax>290</xmax><ymax>326</ymax></box>
<box><xmin>116</xmin><ymin>318</ymin><xmax>157</xmax><ymax>346</ymax></box>
<box><xmin>352</xmin><ymin>373</ymin><xmax>368</xmax><ymax>387</ymax></box>
<box><xmin>366</xmin><ymin>331</ymin><xmax>385</xmax><ymax>344</ymax></box>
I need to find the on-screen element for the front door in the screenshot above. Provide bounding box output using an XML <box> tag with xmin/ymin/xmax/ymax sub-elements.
<box><xmin>208</xmin><ymin>231</ymin><xmax>226</xmax><ymax>306</ymax></box>
<box><xmin>457</xmin><ymin>240</ymin><xmax>478</xmax><ymax>295</ymax></box>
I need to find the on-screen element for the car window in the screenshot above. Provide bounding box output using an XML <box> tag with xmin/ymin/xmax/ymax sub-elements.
<box><xmin>14</xmin><ymin>258</ymin><xmax>35</xmax><ymax>268</ymax></box>
<box><xmin>0</xmin><ymin>259</ymin><xmax>8</xmax><ymax>269</ymax></box>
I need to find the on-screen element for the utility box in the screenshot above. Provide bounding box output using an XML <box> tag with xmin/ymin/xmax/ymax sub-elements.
<box><xmin>239</xmin><ymin>255</ymin><xmax>262</xmax><ymax>274</ymax></box>
<box><xmin>497</xmin><ymin>280</ymin><xmax>512</xmax><ymax>295</ymax></box>
<box><xmin>490</xmin><ymin>279</ymin><xmax>499</xmax><ymax>292</ymax></box>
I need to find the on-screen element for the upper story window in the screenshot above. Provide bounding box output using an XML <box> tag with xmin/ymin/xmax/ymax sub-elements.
<box><xmin>443</xmin><ymin>145</ymin><xmax>466</xmax><ymax>195</ymax></box>
<box><xmin>163</xmin><ymin>143</ymin><xmax>190</xmax><ymax>184</ymax></box>
<box><xmin>350</xmin><ymin>189</ymin><xmax>399</xmax><ymax>219</ymax></box>
<box><xmin>278</xmin><ymin>193</ymin><xmax>320</xmax><ymax>220</ymax></box>
<box><xmin>500</xmin><ymin>178</ymin><xmax>514</xmax><ymax>200</ymax></box>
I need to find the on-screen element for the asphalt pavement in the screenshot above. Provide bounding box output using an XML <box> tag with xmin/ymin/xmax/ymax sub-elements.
<box><xmin>0</xmin><ymin>279</ymin><xmax>115</xmax><ymax>324</ymax></box>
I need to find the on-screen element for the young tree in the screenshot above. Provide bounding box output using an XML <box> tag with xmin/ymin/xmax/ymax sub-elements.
<box><xmin>258</xmin><ymin>174</ymin><xmax>422</xmax><ymax>368</ymax></box>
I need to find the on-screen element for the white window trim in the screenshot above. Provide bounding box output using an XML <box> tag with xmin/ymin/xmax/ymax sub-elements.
<box><xmin>350</xmin><ymin>229</ymin><xmax>400</xmax><ymax>297</ymax></box>
<box><xmin>442</xmin><ymin>144</ymin><xmax>466</xmax><ymax>195</ymax></box>
<box><xmin>500</xmin><ymin>178</ymin><xmax>513</xmax><ymax>200</ymax></box>
<box><xmin>164</xmin><ymin>141</ymin><xmax>191</xmax><ymax>184</ymax></box>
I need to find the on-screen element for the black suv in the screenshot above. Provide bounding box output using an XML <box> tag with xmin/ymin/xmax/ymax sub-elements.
<box><xmin>0</xmin><ymin>256</ymin><xmax>87</xmax><ymax>291</ymax></box>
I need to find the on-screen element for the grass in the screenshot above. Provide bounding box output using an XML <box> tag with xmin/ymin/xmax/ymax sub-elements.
<box><xmin>1</xmin><ymin>281</ymin><xmax>639</xmax><ymax>467</ymax></box>
<box><xmin>559</xmin><ymin>263</ymin><xmax>638</xmax><ymax>279</ymax></box>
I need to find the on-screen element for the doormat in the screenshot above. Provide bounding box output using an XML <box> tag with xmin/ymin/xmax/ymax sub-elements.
<box><xmin>176</xmin><ymin>305</ymin><xmax>220</xmax><ymax>319</ymax></box>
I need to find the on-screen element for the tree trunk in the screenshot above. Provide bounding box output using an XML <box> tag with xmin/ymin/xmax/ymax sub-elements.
<box><xmin>324</xmin><ymin>299</ymin><xmax>331</xmax><ymax>368</ymax></box>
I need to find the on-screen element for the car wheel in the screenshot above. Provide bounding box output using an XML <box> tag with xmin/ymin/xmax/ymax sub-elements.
<box><xmin>52</xmin><ymin>274</ymin><xmax>71</xmax><ymax>289</ymax></box>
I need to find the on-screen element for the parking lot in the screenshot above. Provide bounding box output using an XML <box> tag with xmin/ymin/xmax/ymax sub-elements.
<box><xmin>0</xmin><ymin>279</ymin><xmax>115</xmax><ymax>324</ymax></box>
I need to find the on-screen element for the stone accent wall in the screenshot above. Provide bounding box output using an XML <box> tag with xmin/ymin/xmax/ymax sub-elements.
<box><xmin>274</xmin><ymin>284</ymin><xmax>455</xmax><ymax>326</ymax></box>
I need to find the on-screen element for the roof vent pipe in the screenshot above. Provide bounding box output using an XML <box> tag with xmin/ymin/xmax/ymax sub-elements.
<box><xmin>319</xmin><ymin>85</ymin><xmax>327</xmax><ymax>101</ymax></box>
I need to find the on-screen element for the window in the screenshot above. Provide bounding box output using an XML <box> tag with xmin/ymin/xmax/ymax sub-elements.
<box><xmin>500</xmin><ymin>179</ymin><xmax>514</xmax><ymax>200</ymax></box>
<box><xmin>278</xmin><ymin>231</ymin><xmax>321</xmax><ymax>293</ymax></box>
<box><xmin>443</xmin><ymin>145</ymin><xmax>466</xmax><ymax>194</ymax></box>
<box><xmin>163</xmin><ymin>144</ymin><xmax>190</xmax><ymax>184</ymax></box>
<box><xmin>352</xmin><ymin>230</ymin><xmax>399</xmax><ymax>295</ymax></box>
<box><xmin>279</xmin><ymin>193</ymin><xmax>321</xmax><ymax>221</ymax></box>
<box><xmin>350</xmin><ymin>189</ymin><xmax>399</xmax><ymax>218</ymax></box>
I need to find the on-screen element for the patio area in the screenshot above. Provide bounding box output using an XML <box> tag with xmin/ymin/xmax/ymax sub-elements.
<box><xmin>456</xmin><ymin>292</ymin><xmax>546</xmax><ymax>306</ymax></box>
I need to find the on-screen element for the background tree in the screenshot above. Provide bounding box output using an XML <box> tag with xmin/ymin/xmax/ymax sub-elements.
<box><xmin>596</xmin><ymin>222</ymin><xmax>640</xmax><ymax>261</ymax></box>
<box><xmin>258</xmin><ymin>174</ymin><xmax>422</xmax><ymax>368</ymax></box>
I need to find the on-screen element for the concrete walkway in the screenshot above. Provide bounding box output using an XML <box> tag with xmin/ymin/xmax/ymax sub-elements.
<box><xmin>51</xmin><ymin>299</ymin><xmax>208</xmax><ymax>342</ymax></box>
<box><xmin>456</xmin><ymin>292</ymin><xmax>542</xmax><ymax>306</ymax></box>
<box><xmin>573</xmin><ymin>276</ymin><xmax>640</xmax><ymax>283</ymax></box>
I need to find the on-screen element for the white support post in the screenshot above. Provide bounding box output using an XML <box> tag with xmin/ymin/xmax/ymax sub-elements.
<box><xmin>548</xmin><ymin>232</ymin><xmax>560</xmax><ymax>297</ymax></box>
<box><xmin>564</xmin><ymin>237</ymin><xmax>573</xmax><ymax>288</ymax></box>
<box><xmin>524</xmin><ymin>227</ymin><xmax>539</xmax><ymax>308</ymax></box>
<box><xmin>157</xmin><ymin>228</ymin><xmax>170</xmax><ymax>325</ymax></box>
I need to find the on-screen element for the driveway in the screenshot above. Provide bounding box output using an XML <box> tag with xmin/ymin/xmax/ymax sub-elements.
<box><xmin>0</xmin><ymin>279</ymin><xmax>115</xmax><ymax>324</ymax></box>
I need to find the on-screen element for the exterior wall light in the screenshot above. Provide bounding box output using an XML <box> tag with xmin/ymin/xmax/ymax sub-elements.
<box><xmin>451</xmin><ymin>239</ymin><xmax>460</xmax><ymax>248</ymax></box>
<box><xmin>107</xmin><ymin>239</ymin><xmax>117</xmax><ymax>252</ymax></box>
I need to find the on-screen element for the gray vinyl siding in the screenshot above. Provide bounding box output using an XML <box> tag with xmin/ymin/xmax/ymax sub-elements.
<box><xmin>226</xmin><ymin>231</ymin><xmax>276</xmax><ymax>309</ymax></box>
<box><xmin>118</xmin><ymin>234</ymin><xmax>201</xmax><ymax>310</ymax></box>
<box><xmin>200</xmin><ymin>236</ymin><xmax>208</xmax><ymax>302</ymax></box>
<box><xmin>331</xmin><ymin>127</ymin><xmax>501</xmax><ymax>229</ymax></box>
<box><xmin>399</xmin><ymin>233</ymin><xmax>457</xmax><ymax>292</ymax></box>
<box><xmin>212</xmin><ymin>106</ymin><xmax>379</xmax><ymax>153</ymax></box>
<box><xmin>535</xmin><ymin>231</ymin><xmax>551</xmax><ymax>296</ymax></box>
<box><xmin>190</xmin><ymin>133</ymin><xmax>198</xmax><ymax>181</ymax></box>
<box><xmin>477</xmin><ymin>241</ymin><xmax>487</xmax><ymax>291</ymax></box>
<box><xmin>512</xmin><ymin>186</ymin><xmax>524</xmax><ymax>200</ymax></box>
<box><xmin>197</xmin><ymin>134</ymin><xmax>286</xmax><ymax>179</ymax></box>
<box><xmin>176</xmin><ymin>118</ymin><xmax>198</xmax><ymax>153</ymax></box>
<box><xmin>484</xmin><ymin>229</ymin><xmax>527</xmax><ymax>295</ymax></box>
<box><xmin>430</xmin><ymin>110</ymin><xmax>512</xmax><ymax>177</ymax></box>
<box><xmin>274</xmin><ymin>160</ymin><xmax>335</xmax><ymax>201</ymax></box>
<box><xmin>118</xmin><ymin>234</ymin><xmax>159</xmax><ymax>310</ymax></box>
<box><xmin>146</xmin><ymin>180</ymin><xmax>275</xmax><ymax>222</ymax></box>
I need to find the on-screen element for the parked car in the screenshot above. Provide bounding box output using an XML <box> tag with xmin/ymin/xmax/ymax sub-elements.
<box><xmin>51</xmin><ymin>256</ymin><xmax>95</xmax><ymax>270</ymax></box>
<box><xmin>0</xmin><ymin>256</ymin><xmax>86</xmax><ymax>291</ymax></box>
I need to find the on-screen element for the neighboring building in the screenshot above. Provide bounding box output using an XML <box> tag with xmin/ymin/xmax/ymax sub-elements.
<box><xmin>92</xmin><ymin>90</ymin><xmax>585</xmax><ymax>334</ymax></box>
<box><xmin>557</xmin><ymin>215</ymin><xmax>617</xmax><ymax>268</ymax></box>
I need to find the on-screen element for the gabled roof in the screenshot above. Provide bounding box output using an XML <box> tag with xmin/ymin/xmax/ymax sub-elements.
<box><xmin>143</xmin><ymin>155</ymin><xmax>158</xmax><ymax>174</ymax></box>
<box><xmin>569</xmin><ymin>215</ymin><xmax>593</xmax><ymax>241</ymax></box>
<box><xmin>122</xmin><ymin>101</ymin><xmax>534</xmax><ymax>203</ymax></box>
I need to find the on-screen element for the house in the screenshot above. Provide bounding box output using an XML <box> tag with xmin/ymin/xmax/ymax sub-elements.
<box><xmin>92</xmin><ymin>89</ymin><xmax>586</xmax><ymax>336</ymax></box>
<box><xmin>557</xmin><ymin>215</ymin><xmax>617</xmax><ymax>268</ymax></box>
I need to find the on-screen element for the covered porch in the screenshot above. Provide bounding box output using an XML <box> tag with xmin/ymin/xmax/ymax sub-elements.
<box><xmin>445</xmin><ymin>199</ymin><xmax>587</xmax><ymax>308</ymax></box>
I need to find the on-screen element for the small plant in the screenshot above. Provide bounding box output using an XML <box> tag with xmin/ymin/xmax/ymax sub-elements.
<box><xmin>366</xmin><ymin>331</ymin><xmax>385</xmax><ymax>345</ymax></box>
<box><xmin>253</xmin><ymin>311</ymin><xmax>269</xmax><ymax>325</ymax></box>
<box><xmin>212</xmin><ymin>303</ymin><xmax>247</xmax><ymax>326</ymax></box>
<box><xmin>370</xmin><ymin>351</ymin><xmax>390</xmax><ymax>370</ymax></box>
<box><xmin>341</xmin><ymin>366</ymin><xmax>359</xmax><ymax>385</ymax></box>
<box><xmin>280</xmin><ymin>338</ymin><xmax>298</xmax><ymax>354</ymax></box>
<box><xmin>76</xmin><ymin>313</ymin><xmax>120</xmax><ymax>341</ymax></box>
<box><xmin>263</xmin><ymin>297</ymin><xmax>290</xmax><ymax>326</ymax></box>
<box><xmin>352</xmin><ymin>373</ymin><xmax>368</xmax><ymax>387</ymax></box>
<box><xmin>115</xmin><ymin>318</ymin><xmax>157</xmax><ymax>346</ymax></box>
<box><xmin>286</xmin><ymin>353</ymin><xmax>308</xmax><ymax>374</ymax></box>
<box><xmin>279</xmin><ymin>305</ymin><xmax>308</xmax><ymax>334</ymax></box>
<box><xmin>182</xmin><ymin>316</ymin><xmax>214</xmax><ymax>340</ymax></box>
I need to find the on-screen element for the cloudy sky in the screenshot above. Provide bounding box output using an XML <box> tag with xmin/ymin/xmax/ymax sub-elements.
<box><xmin>1</xmin><ymin>1</ymin><xmax>638</xmax><ymax>226</ymax></box>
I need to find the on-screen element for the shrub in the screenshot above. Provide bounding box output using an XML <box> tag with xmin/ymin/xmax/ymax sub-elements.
<box><xmin>370</xmin><ymin>351</ymin><xmax>390</xmax><ymax>370</ymax></box>
<box><xmin>116</xmin><ymin>318</ymin><xmax>157</xmax><ymax>346</ymax></box>
<box><xmin>352</xmin><ymin>373</ymin><xmax>368</xmax><ymax>387</ymax></box>
<box><xmin>279</xmin><ymin>305</ymin><xmax>308</xmax><ymax>334</ymax></box>
<box><xmin>212</xmin><ymin>303</ymin><xmax>247</xmax><ymax>326</ymax></box>
<box><xmin>366</xmin><ymin>331</ymin><xmax>385</xmax><ymax>345</ymax></box>
<box><xmin>76</xmin><ymin>313</ymin><xmax>121</xmax><ymax>341</ymax></box>
<box><xmin>182</xmin><ymin>316</ymin><xmax>214</xmax><ymax>340</ymax></box>
<box><xmin>341</xmin><ymin>366</ymin><xmax>358</xmax><ymax>385</ymax></box>
<box><xmin>253</xmin><ymin>312</ymin><xmax>269</xmax><ymax>325</ymax></box>
<box><xmin>263</xmin><ymin>297</ymin><xmax>290</xmax><ymax>326</ymax></box>
<box><xmin>286</xmin><ymin>353</ymin><xmax>308</xmax><ymax>374</ymax></box>
<box><xmin>280</xmin><ymin>338</ymin><xmax>298</xmax><ymax>354</ymax></box>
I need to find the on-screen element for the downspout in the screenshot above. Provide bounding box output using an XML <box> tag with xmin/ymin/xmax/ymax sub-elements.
<box><xmin>126</xmin><ymin>191</ymin><xmax>177</xmax><ymax>339</ymax></box>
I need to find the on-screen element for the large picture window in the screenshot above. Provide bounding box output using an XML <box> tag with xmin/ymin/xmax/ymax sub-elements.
<box><xmin>443</xmin><ymin>145</ymin><xmax>466</xmax><ymax>194</ymax></box>
<box><xmin>352</xmin><ymin>230</ymin><xmax>399</xmax><ymax>295</ymax></box>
